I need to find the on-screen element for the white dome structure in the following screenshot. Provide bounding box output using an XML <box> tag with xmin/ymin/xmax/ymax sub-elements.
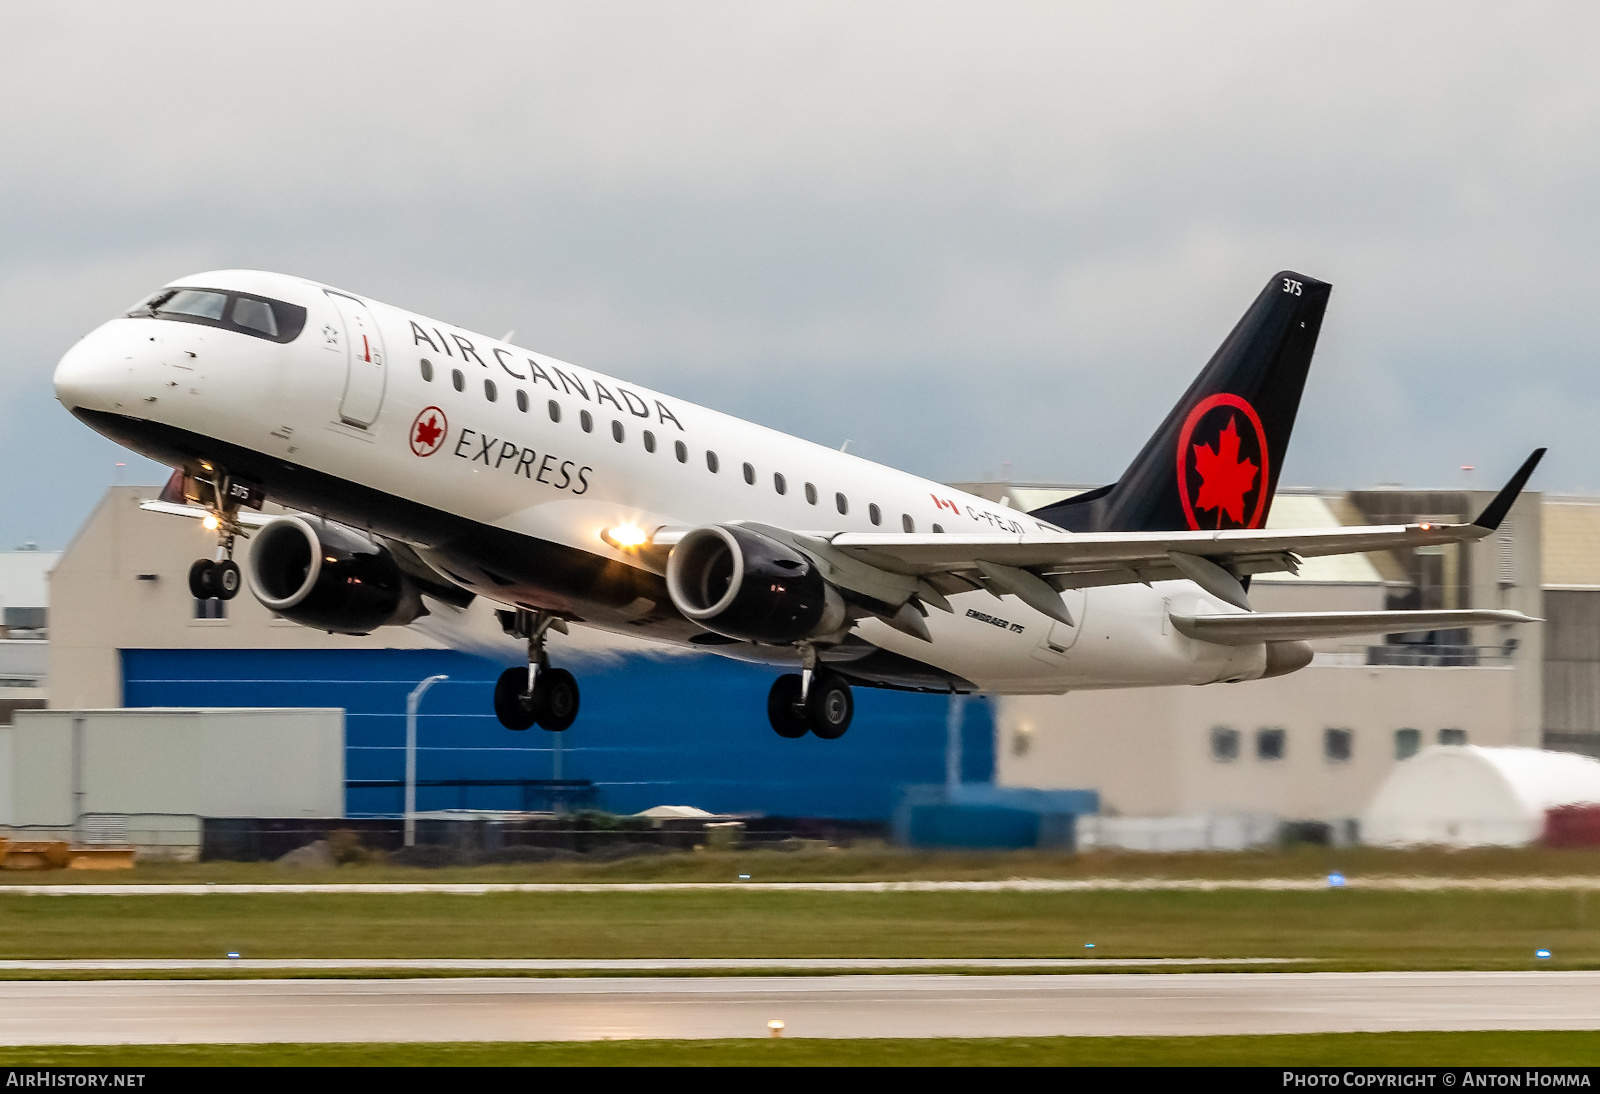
<box><xmin>1362</xmin><ymin>746</ymin><xmax>1600</xmax><ymax>848</ymax></box>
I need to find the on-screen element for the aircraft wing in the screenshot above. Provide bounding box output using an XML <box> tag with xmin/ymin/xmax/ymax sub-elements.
<box><xmin>1169</xmin><ymin>609</ymin><xmax>1537</xmax><ymax>645</ymax></box>
<box><xmin>821</xmin><ymin>449</ymin><xmax>1546</xmax><ymax>601</ymax></box>
<box><xmin>139</xmin><ymin>500</ymin><xmax>276</xmax><ymax>527</ymax></box>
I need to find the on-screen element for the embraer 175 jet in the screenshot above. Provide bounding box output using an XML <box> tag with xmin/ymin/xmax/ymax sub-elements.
<box><xmin>53</xmin><ymin>270</ymin><xmax>1542</xmax><ymax>739</ymax></box>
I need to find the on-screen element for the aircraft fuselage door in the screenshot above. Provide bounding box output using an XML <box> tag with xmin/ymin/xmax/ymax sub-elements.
<box><xmin>326</xmin><ymin>290</ymin><xmax>387</xmax><ymax>427</ymax></box>
<box><xmin>1030</xmin><ymin>588</ymin><xmax>1088</xmax><ymax>665</ymax></box>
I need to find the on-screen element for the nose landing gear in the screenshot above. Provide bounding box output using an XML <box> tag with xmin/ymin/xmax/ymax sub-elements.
<box><xmin>188</xmin><ymin>558</ymin><xmax>242</xmax><ymax>600</ymax></box>
<box><xmin>187</xmin><ymin>468</ymin><xmax>248</xmax><ymax>603</ymax></box>
<box><xmin>494</xmin><ymin>609</ymin><xmax>581</xmax><ymax>732</ymax></box>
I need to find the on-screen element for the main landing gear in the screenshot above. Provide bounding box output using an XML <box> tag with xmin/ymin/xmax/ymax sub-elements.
<box><xmin>767</xmin><ymin>648</ymin><xmax>853</xmax><ymax>740</ymax></box>
<box><xmin>494</xmin><ymin>609</ymin><xmax>580</xmax><ymax>732</ymax></box>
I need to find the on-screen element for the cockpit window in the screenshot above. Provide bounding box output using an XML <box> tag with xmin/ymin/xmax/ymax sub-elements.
<box><xmin>127</xmin><ymin>286</ymin><xmax>307</xmax><ymax>343</ymax></box>
<box><xmin>231</xmin><ymin>296</ymin><xmax>278</xmax><ymax>336</ymax></box>
<box><xmin>159</xmin><ymin>289</ymin><xmax>227</xmax><ymax>320</ymax></box>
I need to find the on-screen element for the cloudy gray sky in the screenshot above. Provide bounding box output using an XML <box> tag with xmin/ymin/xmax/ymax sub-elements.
<box><xmin>4</xmin><ymin>1</ymin><xmax>1598</xmax><ymax>548</ymax></box>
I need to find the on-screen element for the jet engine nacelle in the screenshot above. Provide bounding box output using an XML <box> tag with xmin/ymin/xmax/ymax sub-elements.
<box><xmin>245</xmin><ymin>515</ymin><xmax>424</xmax><ymax>635</ymax></box>
<box><xmin>665</xmin><ymin>524</ymin><xmax>846</xmax><ymax>644</ymax></box>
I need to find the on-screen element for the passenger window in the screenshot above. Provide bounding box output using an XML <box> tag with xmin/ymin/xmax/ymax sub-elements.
<box><xmin>869</xmin><ymin>503</ymin><xmax>881</xmax><ymax>526</ymax></box>
<box><xmin>515</xmin><ymin>389</ymin><xmax>528</xmax><ymax>412</ymax></box>
<box><xmin>580</xmin><ymin>410</ymin><xmax>593</xmax><ymax>433</ymax></box>
<box><xmin>804</xmin><ymin>483</ymin><xmax>817</xmax><ymax>505</ymax></box>
<box><xmin>452</xmin><ymin>369</ymin><xmax>464</xmax><ymax>392</ymax></box>
<box><xmin>743</xmin><ymin>462</ymin><xmax>755</xmax><ymax>485</ymax></box>
<box><xmin>1211</xmin><ymin>726</ymin><xmax>1240</xmax><ymax>762</ymax></box>
<box><xmin>643</xmin><ymin>430</ymin><xmax>656</xmax><ymax>453</ymax></box>
<box><xmin>420</xmin><ymin>359</ymin><xmax>434</xmax><ymax>382</ymax></box>
<box><xmin>612</xmin><ymin>420</ymin><xmax>624</xmax><ymax>443</ymax></box>
<box><xmin>1324</xmin><ymin>728</ymin><xmax>1353</xmax><ymax>763</ymax></box>
<box><xmin>706</xmin><ymin>451</ymin><xmax>720</xmax><ymax>473</ymax></box>
<box><xmin>484</xmin><ymin>379</ymin><xmax>497</xmax><ymax>402</ymax></box>
<box><xmin>774</xmin><ymin>473</ymin><xmax>787</xmax><ymax>495</ymax></box>
<box><xmin>1256</xmin><ymin>727</ymin><xmax>1286</xmax><ymax>761</ymax></box>
<box><xmin>548</xmin><ymin>400</ymin><xmax>561</xmax><ymax>423</ymax></box>
<box><xmin>932</xmin><ymin>523</ymin><xmax>944</xmax><ymax>533</ymax></box>
<box><xmin>232</xmin><ymin>297</ymin><xmax>278</xmax><ymax>337</ymax></box>
<box><xmin>1439</xmin><ymin>728</ymin><xmax>1467</xmax><ymax>746</ymax></box>
<box><xmin>675</xmin><ymin>440</ymin><xmax>688</xmax><ymax>463</ymax></box>
<box><xmin>835</xmin><ymin>492</ymin><xmax>848</xmax><ymax>515</ymax></box>
<box><xmin>902</xmin><ymin>514</ymin><xmax>914</xmax><ymax>533</ymax></box>
<box><xmin>1395</xmin><ymin>728</ymin><xmax>1420</xmax><ymax>760</ymax></box>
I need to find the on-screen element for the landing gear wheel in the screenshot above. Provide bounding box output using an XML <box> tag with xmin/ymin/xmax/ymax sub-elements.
<box><xmin>807</xmin><ymin>671</ymin><xmax>853</xmax><ymax>739</ymax></box>
<box><xmin>537</xmin><ymin>668</ymin><xmax>580</xmax><ymax>732</ymax></box>
<box><xmin>188</xmin><ymin>559</ymin><xmax>216</xmax><ymax>599</ymax></box>
<box><xmin>493</xmin><ymin>666</ymin><xmax>540</xmax><ymax>731</ymax></box>
<box><xmin>213</xmin><ymin>560</ymin><xmax>241</xmax><ymax>600</ymax></box>
<box><xmin>767</xmin><ymin>674</ymin><xmax>809</xmax><ymax>738</ymax></box>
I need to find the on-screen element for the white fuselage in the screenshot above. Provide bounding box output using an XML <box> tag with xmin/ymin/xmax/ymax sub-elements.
<box><xmin>54</xmin><ymin>270</ymin><xmax>1266</xmax><ymax>694</ymax></box>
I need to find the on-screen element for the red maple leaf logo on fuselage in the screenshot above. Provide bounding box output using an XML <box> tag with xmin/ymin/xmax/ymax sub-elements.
<box><xmin>1191</xmin><ymin>415</ymin><xmax>1258</xmax><ymax>527</ymax></box>
<box><xmin>414</xmin><ymin>414</ymin><xmax>443</xmax><ymax>450</ymax></box>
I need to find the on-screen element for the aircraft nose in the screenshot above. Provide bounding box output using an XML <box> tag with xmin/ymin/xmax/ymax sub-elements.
<box><xmin>53</xmin><ymin>321</ymin><xmax>144</xmax><ymax>413</ymax></box>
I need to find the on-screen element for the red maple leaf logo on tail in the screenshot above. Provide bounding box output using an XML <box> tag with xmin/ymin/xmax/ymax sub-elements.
<box><xmin>1191</xmin><ymin>415</ymin><xmax>1258</xmax><ymax>526</ymax></box>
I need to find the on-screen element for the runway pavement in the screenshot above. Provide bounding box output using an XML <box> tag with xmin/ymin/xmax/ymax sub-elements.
<box><xmin>0</xmin><ymin>971</ymin><xmax>1596</xmax><ymax>1044</ymax></box>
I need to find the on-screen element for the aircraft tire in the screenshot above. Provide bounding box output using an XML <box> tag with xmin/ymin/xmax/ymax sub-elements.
<box><xmin>188</xmin><ymin>559</ymin><xmax>216</xmax><ymax>600</ymax></box>
<box><xmin>807</xmin><ymin>672</ymin><xmax>853</xmax><ymax>740</ymax></box>
<box><xmin>537</xmin><ymin>668</ymin><xmax>580</xmax><ymax>732</ymax></box>
<box><xmin>214</xmin><ymin>560</ymin><xmax>242</xmax><ymax>600</ymax></box>
<box><xmin>767</xmin><ymin>674</ymin><xmax>809</xmax><ymax>738</ymax></box>
<box><xmin>493</xmin><ymin>667</ymin><xmax>540</xmax><ymax>731</ymax></box>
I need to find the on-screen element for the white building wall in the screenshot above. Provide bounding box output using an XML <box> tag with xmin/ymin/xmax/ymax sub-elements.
<box><xmin>8</xmin><ymin>708</ymin><xmax>345</xmax><ymax>826</ymax></box>
<box><xmin>997</xmin><ymin>664</ymin><xmax>1519</xmax><ymax>824</ymax></box>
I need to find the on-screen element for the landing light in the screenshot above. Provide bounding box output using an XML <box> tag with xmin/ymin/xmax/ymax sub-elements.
<box><xmin>603</xmin><ymin>524</ymin><xmax>649</xmax><ymax>550</ymax></box>
<box><xmin>202</xmin><ymin>514</ymin><xmax>220</xmax><ymax>531</ymax></box>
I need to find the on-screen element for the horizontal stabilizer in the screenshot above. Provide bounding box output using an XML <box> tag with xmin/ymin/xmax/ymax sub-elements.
<box><xmin>1169</xmin><ymin>609</ymin><xmax>1538</xmax><ymax>646</ymax></box>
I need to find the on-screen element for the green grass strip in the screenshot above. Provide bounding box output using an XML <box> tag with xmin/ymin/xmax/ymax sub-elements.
<box><xmin>0</xmin><ymin>1032</ymin><xmax>1597</xmax><ymax>1067</ymax></box>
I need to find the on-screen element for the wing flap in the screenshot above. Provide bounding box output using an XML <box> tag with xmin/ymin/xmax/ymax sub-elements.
<box><xmin>1169</xmin><ymin>609</ymin><xmax>1538</xmax><ymax>646</ymax></box>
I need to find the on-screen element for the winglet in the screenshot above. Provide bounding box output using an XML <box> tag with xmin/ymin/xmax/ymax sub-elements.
<box><xmin>1473</xmin><ymin>448</ymin><xmax>1547</xmax><ymax>530</ymax></box>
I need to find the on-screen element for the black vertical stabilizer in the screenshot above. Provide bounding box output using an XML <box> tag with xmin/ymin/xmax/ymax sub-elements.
<box><xmin>1031</xmin><ymin>271</ymin><xmax>1331</xmax><ymax>533</ymax></box>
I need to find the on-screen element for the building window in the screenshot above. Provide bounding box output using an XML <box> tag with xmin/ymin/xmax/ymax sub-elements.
<box><xmin>774</xmin><ymin>472</ymin><xmax>787</xmax><ymax>495</ymax></box>
<box><xmin>420</xmin><ymin>359</ymin><xmax>434</xmax><ymax>382</ymax></box>
<box><xmin>1211</xmin><ymin>726</ymin><xmax>1240</xmax><ymax>762</ymax></box>
<box><xmin>580</xmin><ymin>410</ymin><xmax>593</xmax><ymax>433</ymax></box>
<box><xmin>1395</xmin><ymin>728</ymin><xmax>1421</xmax><ymax>760</ymax></box>
<box><xmin>1256</xmin><ymin>727</ymin><xmax>1286</xmax><ymax>761</ymax></box>
<box><xmin>612</xmin><ymin>420</ymin><xmax>624</xmax><ymax>443</ymax></box>
<box><xmin>675</xmin><ymin>440</ymin><xmax>688</xmax><ymax>463</ymax></box>
<box><xmin>869</xmin><ymin>503</ymin><xmax>881</xmax><ymax>526</ymax></box>
<box><xmin>451</xmin><ymin>369</ymin><xmax>464</xmax><ymax>392</ymax></box>
<box><xmin>743</xmin><ymin>462</ymin><xmax>755</xmax><ymax>485</ymax></box>
<box><xmin>1324</xmin><ymin>728</ymin><xmax>1353</xmax><ymax>763</ymax></box>
<box><xmin>193</xmin><ymin>598</ymin><xmax>226</xmax><ymax>620</ymax></box>
<box><xmin>643</xmin><ymin>430</ymin><xmax>656</xmax><ymax>453</ymax></box>
<box><xmin>804</xmin><ymin>483</ymin><xmax>817</xmax><ymax>505</ymax></box>
<box><xmin>515</xmin><ymin>389</ymin><xmax>528</xmax><ymax>412</ymax></box>
<box><xmin>902</xmin><ymin>513</ymin><xmax>915</xmax><ymax>533</ymax></box>
<box><xmin>1439</xmin><ymin>728</ymin><xmax>1468</xmax><ymax>746</ymax></box>
<box><xmin>548</xmin><ymin>400</ymin><xmax>561</xmax><ymax>423</ymax></box>
<box><xmin>484</xmin><ymin>379</ymin><xmax>497</xmax><ymax>402</ymax></box>
<box><xmin>706</xmin><ymin>451</ymin><xmax>720</xmax><ymax>473</ymax></box>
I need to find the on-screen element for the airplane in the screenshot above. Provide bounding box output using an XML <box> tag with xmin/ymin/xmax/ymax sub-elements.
<box><xmin>52</xmin><ymin>269</ymin><xmax>1542</xmax><ymax>739</ymax></box>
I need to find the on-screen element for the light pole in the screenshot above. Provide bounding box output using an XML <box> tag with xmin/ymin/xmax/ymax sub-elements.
<box><xmin>405</xmin><ymin>674</ymin><xmax>448</xmax><ymax>847</ymax></box>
